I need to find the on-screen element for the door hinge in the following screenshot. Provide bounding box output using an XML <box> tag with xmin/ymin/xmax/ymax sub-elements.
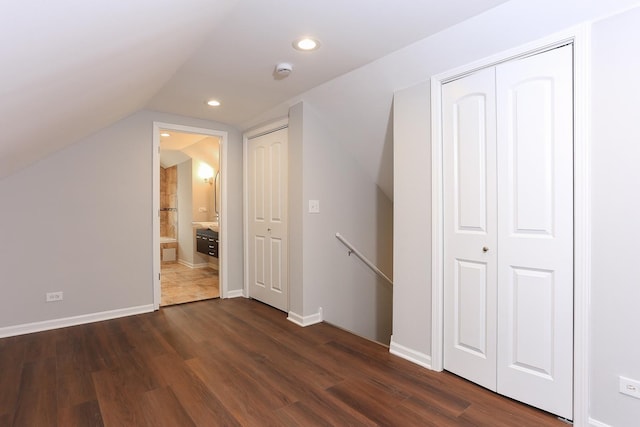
<box><xmin>158</xmin><ymin>273</ymin><xmax>161</xmax><ymax>281</ymax></box>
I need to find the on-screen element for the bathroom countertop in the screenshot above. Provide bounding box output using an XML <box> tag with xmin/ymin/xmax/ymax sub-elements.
<box><xmin>192</xmin><ymin>221</ymin><xmax>219</xmax><ymax>232</ymax></box>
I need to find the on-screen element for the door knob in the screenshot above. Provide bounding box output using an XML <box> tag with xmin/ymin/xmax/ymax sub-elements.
<box><xmin>482</xmin><ymin>246</ymin><xmax>489</xmax><ymax>252</ymax></box>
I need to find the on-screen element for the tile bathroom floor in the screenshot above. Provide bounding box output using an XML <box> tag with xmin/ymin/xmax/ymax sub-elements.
<box><xmin>160</xmin><ymin>263</ymin><xmax>219</xmax><ymax>306</ymax></box>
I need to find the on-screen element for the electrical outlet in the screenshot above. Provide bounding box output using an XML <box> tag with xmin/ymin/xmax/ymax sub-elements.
<box><xmin>620</xmin><ymin>376</ymin><xmax>640</xmax><ymax>399</ymax></box>
<box><xmin>46</xmin><ymin>291</ymin><xmax>63</xmax><ymax>302</ymax></box>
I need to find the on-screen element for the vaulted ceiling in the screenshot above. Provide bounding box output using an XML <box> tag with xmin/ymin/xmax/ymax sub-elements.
<box><xmin>0</xmin><ymin>0</ymin><xmax>507</xmax><ymax>179</ymax></box>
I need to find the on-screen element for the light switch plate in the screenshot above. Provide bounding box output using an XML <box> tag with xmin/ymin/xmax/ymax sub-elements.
<box><xmin>308</xmin><ymin>199</ymin><xmax>320</xmax><ymax>214</ymax></box>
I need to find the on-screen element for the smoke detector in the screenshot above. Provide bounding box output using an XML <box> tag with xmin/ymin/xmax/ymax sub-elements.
<box><xmin>275</xmin><ymin>62</ymin><xmax>293</xmax><ymax>76</ymax></box>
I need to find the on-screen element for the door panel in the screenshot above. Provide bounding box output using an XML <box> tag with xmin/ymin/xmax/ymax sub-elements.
<box><xmin>455</xmin><ymin>260</ymin><xmax>488</xmax><ymax>357</ymax></box>
<box><xmin>509</xmin><ymin>78</ymin><xmax>555</xmax><ymax>235</ymax></box>
<box><xmin>254</xmin><ymin>236</ymin><xmax>265</xmax><ymax>288</ymax></box>
<box><xmin>496</xmin><ymin>45</ymin><xmax>573</xmax><ymax>419</ymax></box>
<box><xmin>248</xmin><ymin>128</ymin><xmax>288</xmax><ymax>311</ymax></box>
<box><xmin>270</xmin><ymin>142</ymin><xmax>283</xmax><ymax>222</ymax></box>
<box><xmin>456</xmin><ymin>95</ymin><xmax>489</xmax><ymax>233</ymax></box>
<box><xmin>443</xmin><ymin>66</ymin><xmax>498</xmax><ymax>391</ymax></box>
<box><xmin>509</xmin><ymin>267</ymin><xmax>554</xmax><ymax>378</ymax></box>
<box><xmin>270</xmin><ymin>237</ymin><xmax>283</xmax><ymax>292</ymax></box>
<box><xmin>253</xmin><ymin>146</ymin><xmax>265</xmax><ymax>221</ymax></box>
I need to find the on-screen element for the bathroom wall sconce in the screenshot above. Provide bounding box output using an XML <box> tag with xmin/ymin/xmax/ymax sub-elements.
<box><xmin>198</xmin><ymin>163</ymin><xmax>214</xmax><ymax>185</ymax></box>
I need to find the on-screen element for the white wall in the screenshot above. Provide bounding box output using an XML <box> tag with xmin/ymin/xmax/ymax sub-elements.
<box><xmin>391</xmin><ymin>82</ymin><xmax>432</xmax><ymax>361</ymax></box>
<box><xmin>288</xmin><ymin>103</ymin><xmax>304</xmax><ymax>316</ymax></box>
<box><xmin>288</xmin><ymin>102</ymin><xmax>394</xmax><ymax>343</ymax></box>
<box><xmin>590</xmin><ymin>8</ymin><xmax>640</xmax><ymax>426</ymax></box>
<box><xmin>0</xmin><ymin>110</ymin><xmax>243</xmax><ymax>330</ymax></box>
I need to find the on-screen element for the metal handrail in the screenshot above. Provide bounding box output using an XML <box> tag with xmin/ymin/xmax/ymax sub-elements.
<box><xmin>335</xmin><ymin>233</ymin><xmax>393</xmax><ymax>286</ymax></box>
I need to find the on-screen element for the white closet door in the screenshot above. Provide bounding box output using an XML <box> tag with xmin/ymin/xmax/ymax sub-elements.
<box><xmin>248</xmin><ymin>128</ymin><xmax>288</xmax><ymax>311</ymax></box>
<box><xmin>443</xmin><ymin>67</ymin><xmax>498</xmax><ymax>390</ymax></box>
<box><xmin>496</xmin><ymin>45</ymin><xmax>573</xmax><ymax>419</ymax></box>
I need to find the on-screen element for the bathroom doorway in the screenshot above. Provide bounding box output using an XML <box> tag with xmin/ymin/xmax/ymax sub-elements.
<box><xmin>152</xmin><ymin>123</ymin><xmax>228</xmax><ymax>308</ymax></box>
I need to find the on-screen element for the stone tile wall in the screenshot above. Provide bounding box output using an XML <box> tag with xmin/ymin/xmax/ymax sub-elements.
<box><xmin>160</xmin><ymin>166</ymin><xmax>178</xmax><ymax>238</ymax></box>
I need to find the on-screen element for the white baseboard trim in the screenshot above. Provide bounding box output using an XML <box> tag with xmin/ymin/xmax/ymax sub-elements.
<box><xmin>178</xmin><ymin>259</ymin><xmax>209</xmax><ymax>269</ymax></box>
<box><xmin>287</xmin><ymin>307</ymin><xmax>323</xmax><ymax>327</ymax></box>
<box><xmin>0</xmin><ymin>304</ymin><xmax>155</xmax><ymax>338</ymax></box>
<box><xmin>225</xmin><ymin>289</ymin><xmax>245</xmax><ymax>298</ymax></box>
<box><xmin>589</xmin><ymin>417</ymin><xmax>612</xmax><ymax>427</ymax></box>
<box><xmin>389</xmin><ymin>336</ymin><xmax>433</xmax><ymax>369</ymax></box>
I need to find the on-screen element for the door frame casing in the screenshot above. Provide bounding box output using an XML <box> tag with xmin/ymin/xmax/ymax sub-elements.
<box><xmin>430</xmin><ymin>24</ymin><xmax>591</xmax><ymax>424</ymax></box>
<box><xmin>152</xmin><ymin>122</ymin><xmax>230</xmax><ymax>308</ymax></box>
<box><xmin>242</xmin><ymin>118</ymin><xmax>289</xmax><ymax>300</ymax></box>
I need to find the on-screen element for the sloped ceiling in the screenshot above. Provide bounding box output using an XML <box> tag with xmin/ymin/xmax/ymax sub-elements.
<box><xmin>160</xmin><ymin>131</ymin><xmax>220</xmax><ymax>169</ymax></box>
<box><xmin>0</xmin><ymin>0</ymin><xmax>235</xmax><ymax>178</ymax></box>
<box><xmin>0</xmin><ymin>0</ymin><xmax>507</xmax><ymax>180</ymax></box>
<box><xmin>147</xmin><ymin>0</ymin><xmax>509</xmax><ymax>127</ymax></box>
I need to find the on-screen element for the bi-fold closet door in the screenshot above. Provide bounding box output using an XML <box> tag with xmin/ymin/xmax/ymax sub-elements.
<box><xmin>442</xmin><ymin>45</ymin><xmax>574</xmax><ymax>419</ymax></box>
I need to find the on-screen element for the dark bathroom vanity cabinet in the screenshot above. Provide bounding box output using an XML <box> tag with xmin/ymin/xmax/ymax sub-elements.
<box><xmin>196</xmin><ymin>229</ymin><xmax>218</xmax><ymax>258</ymax></box>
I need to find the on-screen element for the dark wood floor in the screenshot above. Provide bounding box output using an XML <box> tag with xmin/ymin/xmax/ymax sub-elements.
<box><xmin>0</xmin><ymin>298</ymin><xmax>566</xmax><ymax>426</ymax></box>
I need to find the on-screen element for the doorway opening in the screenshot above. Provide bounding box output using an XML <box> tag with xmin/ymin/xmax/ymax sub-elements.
<box><xmin>153</xmin><ymin>122</ymin><xmax>229</xmax><ymax>308</ymax></box>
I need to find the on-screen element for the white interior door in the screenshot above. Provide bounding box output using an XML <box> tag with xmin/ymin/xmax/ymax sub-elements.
<box><xmin>495</xmin><ymin>45</ymin><xmax>573</xmax><ymax>419</ymax></box>
<box><xmin>248</xmin><ymin>128</ymin><xmax>288</xmax><ymax>311</ymax></box>
<box><xmin>443</xmin><ymin>66</ymin><xmax>498</xmax><ymax>391</ymax></box>
<box><xmin>442</xmin><ymin>45</ymin><xmax>573</xmax><ymax>419</ymax></box>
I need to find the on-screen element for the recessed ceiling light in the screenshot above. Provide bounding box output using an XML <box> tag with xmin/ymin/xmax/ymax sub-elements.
<box><xmin>206</xmin><ymin>99</ymin><xmax>221</xmax><ymax>107</ymax></box>
<box><xmin>293</xmin><ymin>37</ymin><xmax>320</xmax><ymax>51</ymax></box>
<box><xmin>160</xmin><ymin>132</ymin><xmax>170</xmax><ymax>137</ymax></box>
